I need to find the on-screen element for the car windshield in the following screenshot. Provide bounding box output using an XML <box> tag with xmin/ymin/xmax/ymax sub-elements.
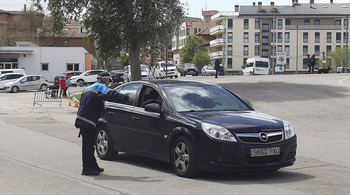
<box><xmin>206</xmin><ymin>66</ymin><xmax>214</xmax><ymax>70</ymax></box>
<box><xmin>141</xmin><ymin>65</ymin><xmax>149</xmax><ymax>72</ymax></box>
<box><xmin>162</xmin><ymin>84</ymin><xmax>250</xmax><ymax>112</ymax></box>
<box><xmin>161</xmin><ymin>63</ymin><xmax>174</xmax><ymax>67</ymax></box>
<box><xmin>184</xmin><ymin>63</ymin><xmax>195</xmax><ymax>67</ymax></box>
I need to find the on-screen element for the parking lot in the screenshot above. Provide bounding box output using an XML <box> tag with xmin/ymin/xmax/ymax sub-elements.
<box><xmin>1</xmin><ymin>73</ymin><xmax>350</xmax><ymax>194</ymax></box>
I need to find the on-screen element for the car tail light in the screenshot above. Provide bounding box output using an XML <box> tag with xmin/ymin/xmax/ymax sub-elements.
<box><xmin>46</xmin><ymin>80</ymin><xmax>49</xmax><ymax>82</ymax></box>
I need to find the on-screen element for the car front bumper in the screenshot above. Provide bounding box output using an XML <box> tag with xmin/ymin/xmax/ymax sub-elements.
<box><xmin>195</xmin><ymin>135</ymin><xmax>297</xmax><ymax>172</ymax></box>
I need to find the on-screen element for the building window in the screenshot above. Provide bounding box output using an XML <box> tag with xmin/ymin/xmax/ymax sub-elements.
<box><xmin>272</xmin><ymin>32</ymin><xmax>276</xmax><ymax>43</ymax></box>
<box><xmin>277</xmin><ymin>45</ymin><xmax>282</xmax><ymax>52</ymax></box>
<box><xmin>228</xmin><ymin>19</ymin><xmax>233</xmax><ymax>29</ymax></box>
<box><xmin>41</xmin><ymin>63</ymin><xmax>49</xmax><ymax>71</ymax></box>
<box><xmin>285</xmin><ymin>19</ymin><xmax>291</xmax><ymax>25</ymax></box>
<box><xmin>262</xmin><ymin>51</ymin><xmax>269</xmax><ymax>57</ymax></box>
<box><xmin>227</xmin><ymin>58</ymin><xmax>232</xmax><ymax>69</ymax></box>
<box><xmin>255</xmin><ymin>45</ymin><xmax>259</xmax><ymax>56</ymax></box>
<box><xmin>244</xmin><ymin>32</ymin><xmax>249</xmax><ymax>43</ymax></box>
<box><xmin>194</xmin><ymin>28</ymin><xmax>197</xmax><ymax>35</ymax></box>
<box><xmin>244</xmin><ymin>19</ymin><xmax>249</xmax><ymax>29</ymax></box>
<box><xmin>336</xmin><ymin>20</ymin><xmax>341</xmax><ymax>26</ymax></box>
<box><xmin>304</xmin><ymin>19</ymin><xmax>310</xmax><ymax>25</ymax></box>
<box><xmin>314</xmin><ymin>20</ymin><xmax>320</xmax><ymax>25</ymax></box>
<box><xmin>186</xmin><ymin>28</ymin><xmax>190</xmax><ymax>36</ymax></box>
<box><xmin>285</xmin><ymin>32</ymin><xmax>290</xmax><ymax>43</ymax></box>
<box><xmin>315</xmin><ymin>45</ymin><xmax>320</xmax><ymax>56</ymax></box>
<box><xmin>67</xmin><ymin>63</ymin><xmax>80</xmax><ymax>71</ymax></box>
<box><xmin>303</xmin><ymin>45</ymin><xmax>308</xmax><ymax>56</ymax></box>
<box><xmin>278</xmin><ymin>32</ymin><xmax>282</xmax><ymax>43</ymax></box>
<box><xmin>272</xmin><ymin>18</ymin><xmax>276</xmax><ymax>30</ymax></box>
<box><xmin>255</xmin><ymin>32</ymin><xmax>259</xmax><ymax>43</ymax></box>
<box><xmin>344</xmin><ymin>32</ymin><xmax>348</xmax><ymax>43</ymax></box>
<box><xmin>228</xmin><ymin>32</ymin><xmax>233</xmax><ymax>43</ymax></box>
<box><xmin>303</xmin><ymin>32</ymin><xmax>308</xmax><ymax>43</ymax></box>
<box><xmin>243</xmin><ymin>45</ymin><xmax>249</xmax><ymax>56</ymax></box>
<box><xmin>327</xmin><ymin>32</ymin><xmax>332</xmax><ymax>43</ymax></box>
<box><xmin>286</xmin><ymin>58</ymin><xmax>290</xmax><ymax>69</ymax></box>
<box><xmin>315</xmin><ymin>32</ymin><xmax>320</xmax><ymax>43</ymax></box>
<box><xmin>285</xmin><ymin>45</ymin><xmax>290</xmax><ymax>56</ymax></box>
<box><xmin>327</xmin><ymin>45</ymin><xmax>332</xmax><ymax>55</ymax></box>
<box><xmin>336</xmin><ymin>32</ymin><xmax>341</xmax><ymax>43</ymax></box>
<box><xmin>228</xmin><ymin>45</ymin><xmax>232</xmax><ymax>56</ymax></box>
<box><xmin>278</xmin><ymin>19</ymin><xmax>283</xmax><ymax>29</ymax></box>
<box><xmin>255</xmin><ymin>19</ymin><xmax>260</xmax><ymax>29</ymax></box>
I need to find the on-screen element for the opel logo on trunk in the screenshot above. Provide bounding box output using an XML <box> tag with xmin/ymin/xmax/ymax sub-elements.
<box><xmin>259</xmin><ymin>132</ymin><xmax>268</xmax><ymax>142</ymax></box>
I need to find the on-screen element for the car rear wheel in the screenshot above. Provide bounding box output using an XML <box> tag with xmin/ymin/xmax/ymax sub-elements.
<box><xmin>95</xmin><ymin>125</ymin><xmax>118</xmax><ymax>160</ymax></box>
<box><xmin>11</xmin><ymin>86</ymin><xmax>19</xmax><ymax>93</ymax></box>
<box><xmin>40</xmin><ymin>84</ymin><xmax>48</xmax><ymax>91</ymax></box>
<box><xmin>171</xmin><ymin>136</ymin><xmax>198</xmax><ymax>178</ymax></box>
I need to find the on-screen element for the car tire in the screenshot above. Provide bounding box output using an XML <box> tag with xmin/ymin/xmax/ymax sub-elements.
<box><xmin>77</xmin><ymin>80</ymin><xmax>84</xmax><ymax>87</ymax></box>
<box><xmin>171</xmin><ymin>136</ymin><xmax>199</xmax><ymax>178</ymax></box>
<box><xmin>11</xmin><ymin>86</ymin><xmax>19</xmax><ymax>93</ymax></box>
<box><xmin>95</xmin><ymin>125</ymin><xmax>118</xmax><ymax>160</ymax></box>
<box><xmin>175</xmin><ymin>75</ymin><xmax>178</xmax><ymax>78</ymax></box>
<box><xmin>40</xmin><ymin>84</ymin><xmax>48</xmax><ymax>91</ymax></box>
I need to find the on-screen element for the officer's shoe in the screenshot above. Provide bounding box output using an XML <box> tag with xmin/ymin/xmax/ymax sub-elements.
<box><xmin>95</xmin><ymin>167</ymin><xmax>104</xmax><ymax>172</ymax></box>
<box><xmin>81</xmin><ymin>169</ymin><xmax>100</xmax><ymax>176</ymax></box>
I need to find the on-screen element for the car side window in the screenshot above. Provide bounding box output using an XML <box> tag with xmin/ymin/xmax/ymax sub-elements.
<box><xmin>137</xmin><ymin>86</ymin><xmax>162</xmax><ymax>108</ymax></box>
<box><xmin>33</xmin><ymin>76</ymin><xmax>40</xmax><ymax>81</ymax></box>
<box><xmin>118</xmin><ymin>84</ymin><xmax>140</xmax><ymax>106</ymax></box>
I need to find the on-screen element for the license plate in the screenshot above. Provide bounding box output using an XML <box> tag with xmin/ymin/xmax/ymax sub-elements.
<box><xmin>250</xmin><ymin>147</ymin><xmax>280</xmax><ymax>157</ymax></box>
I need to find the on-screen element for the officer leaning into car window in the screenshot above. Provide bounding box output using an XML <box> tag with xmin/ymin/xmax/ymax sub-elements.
<box><xmin>75</xmin><ymin>72</ymin><xmax>133</xmax><ymax>176</ymax></box>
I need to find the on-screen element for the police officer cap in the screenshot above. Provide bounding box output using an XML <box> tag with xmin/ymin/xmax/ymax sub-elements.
<box><xmin>97</xmin><ymin>72</ymin><xmax>110</xmax><ymax>79</ymax></box>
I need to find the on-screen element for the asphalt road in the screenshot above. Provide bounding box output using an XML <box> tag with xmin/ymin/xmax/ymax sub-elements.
<box><xmin>1</xmin><ymin>73</ymin><xmax>350</xmax><ymax>195</ymax></box>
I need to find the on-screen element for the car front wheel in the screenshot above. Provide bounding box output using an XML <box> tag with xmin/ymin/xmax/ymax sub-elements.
<box><xmin>95</xmin><ymin>125</ymin><xmax>118</xmax><ymax>160</ymax></box>
<box><xmin>77</xmin><ymin>80</ymin><xmax>84</xmax><ymax>87</ymax></box>
<box><xmin>11</xmin><ymin>86</ymin><xmax>19</xmax><ymax>93</ymax></box>
<box><xmin>171</xmin><ymin>136</ymin><xmax>198</xmax><ymax>178</ymax></box>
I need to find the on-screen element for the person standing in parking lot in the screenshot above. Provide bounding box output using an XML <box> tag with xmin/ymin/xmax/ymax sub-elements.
<box><xmin>59</xmin><ymin>76</ymin><xmax>67</xmax><ymax>97</ymax></box>
<box><xmin>75</xmin><ymin>72</ymin><xmax>133</xmax><ymax>176</ymax></box>
<box><xmin>310</xmin><ymin>54</ymin><xmax>316</xmax><ymax>74</ymax></box>
<box><xmin>214</xmin><ymin>58</ymin><xmax>220</xmax><ymax>78</ymax></box>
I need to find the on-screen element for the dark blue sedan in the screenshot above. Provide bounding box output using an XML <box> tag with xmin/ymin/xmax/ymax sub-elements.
<box><xmin>96</xmin><ymin>80</ymin><xmax>297</xmax><ymax>177</ymax></box>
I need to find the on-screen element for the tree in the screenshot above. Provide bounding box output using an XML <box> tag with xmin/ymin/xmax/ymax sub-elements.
<box><xmin>328</xmin><ymin>46</ymin><xmax>350</xmax><ymax>71</ymax></box>
<box><xmin>180</xmin><ymin>35</ymin><xmax>205</xmax><ymax>64</ymax></box>
<box><xmin>32</xmin><ymin>0</ymin><xmax>185</xmax><ymax>81</ymax></box>
<box><xmin>192</xmin><ymin>50</ymin><xmax>210</xmax><ymax>71</ymax></box>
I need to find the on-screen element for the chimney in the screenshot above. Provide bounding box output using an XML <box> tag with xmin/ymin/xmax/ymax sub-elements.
<box><xmin>258</xmin><ymin>2</ymin><xmax>262</xmax><ymax>12</ymax></box>
<box><xmin>253</xmin><ymin>2</ymin><xmax>256</xmax><ymax>6</ymax></box>
<box><xmin>235</xmin><ymin>5</ymin><xmax>239</xmax><ymax>12</ymax></box>
<box><xmin>310</xmin><ymin>0</ymin><xmax>313</xmax><ymax>8</ymax></box>
<box><xmin>292</xmin><ymin>0</ymin><xmax>295</xmax><ymax>7</ymax></box>
<box><xmin>270</xmin><ymin>2</ymin><xmax>275</xmax><ymax>12</ymax></box>
<box><xmin>330</xmin><ymin>0</ymin><xmax>333</xmax><ymax>4</ymax></box>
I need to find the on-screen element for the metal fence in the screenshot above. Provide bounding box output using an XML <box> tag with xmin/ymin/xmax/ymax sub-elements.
<box><xmin>33</xmin><ymin>89</ymin><xmax>62</xmax><ymax>106</ymax></box>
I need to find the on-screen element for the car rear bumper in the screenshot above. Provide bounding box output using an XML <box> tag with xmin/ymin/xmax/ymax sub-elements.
<box><xmin>195</xmin><ymin>135</ymin><xmax>297</xmax><ymax>172</ymax></box>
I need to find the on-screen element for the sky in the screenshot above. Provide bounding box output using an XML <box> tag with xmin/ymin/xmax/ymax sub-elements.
<box><xmin>0</xmin><ymin>0</ymin><xmax>349</xmax><ymax>18</ymax></box>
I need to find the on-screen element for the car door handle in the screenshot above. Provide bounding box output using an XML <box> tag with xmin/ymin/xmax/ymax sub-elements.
<box><xmin>108</xmin><ymin>112</ymin><xmax>115</xmax><ymax>116</ymax></box>
<box><xmin>132</xmin><ymin>116</ymin><xmax>139</xmax><ymax>121</ymax></box>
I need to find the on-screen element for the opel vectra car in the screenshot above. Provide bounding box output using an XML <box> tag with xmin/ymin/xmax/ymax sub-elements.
<box><xmin>96</xmin><ymin>80</ymin><xmax>297</xmax><ymax>178</ymax></box>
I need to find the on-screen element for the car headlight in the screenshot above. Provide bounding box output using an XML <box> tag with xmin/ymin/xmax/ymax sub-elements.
<box><xmin>201</xmin><ymin>123</ymin><xmax>237</xmax><ymax>142</ymax></box>
<box><xmin>283</xmin><ymin>120</ymin><xmax>295</xmax><ymax>139</ymax></box>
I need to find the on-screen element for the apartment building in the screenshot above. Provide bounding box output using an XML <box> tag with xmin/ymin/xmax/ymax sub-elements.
<box><xmin>210</xmin><ymin>1</ymin><xmax>350</xmax><ymax>74</ymax></box>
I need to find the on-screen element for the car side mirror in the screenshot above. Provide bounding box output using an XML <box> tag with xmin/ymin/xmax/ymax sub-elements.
<box><xmin>145</xmin><ymin>103</ymin><xmax>161</xmax><ymax>113</ymax></box>
<box><xmin>246</xmin><ymin>101</ymin><xmax>253</xmax><ymax>108</ymax></box>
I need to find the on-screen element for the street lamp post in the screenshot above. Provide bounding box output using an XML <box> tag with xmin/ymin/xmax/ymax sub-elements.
<box><xmin>346</xmin><ymin>15</ymin><xmax>349</xmax><ymax>73</ymax></box>
<box><xmin>296</xmin><ymin>25</ymin><xmax>299</xmax><ymax>74</ymax></box>
<box><xmin>272</xmin><ymin>8</ymin><xmax>276</xmax><ymax>74</ymax></box>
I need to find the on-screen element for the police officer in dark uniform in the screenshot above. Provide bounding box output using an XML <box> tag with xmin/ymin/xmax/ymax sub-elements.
<box><xmin>75</xmin><ymin>72</ymin><xmax>133</xmax><ymax>176</ymax></box>
<box><xmin>214</xmin><ymin>58</ymin><xmax>220</xmax><ymax>78</ymax></box>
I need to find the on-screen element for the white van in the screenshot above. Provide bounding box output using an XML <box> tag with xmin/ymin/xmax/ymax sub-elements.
<box><xmin>0</xmin><ymin>69</ymin><xmax>26</xmax><ymax>76</ymax></box>
<box><xmin>153</xmin><ymin>61</ymin><xmax>178</xmax><ymax>79</ymax></box>
<box><xmin>123</xmin><ymin>64</ymin><xmax>153</xmax><ymax>82</ymax></box>
<box><xmin>242</xmin><ymin>57</ymin><xmax>270</xmax><ymax>75</ymax></box>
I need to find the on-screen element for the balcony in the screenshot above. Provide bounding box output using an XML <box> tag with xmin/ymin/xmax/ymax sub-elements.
<box><xmin>285</xmin><ymin>25</ymin><xmax>342</xmax><ymax>30</ymax></box>
<box><xmin>210</xmin><ymin>38</ymin><xmax>225</xmax><ymax>47</ymax></box>
<box><xmin>210</xmin><ymin>51</ymin><xmax>224</xmax><ymax>58</ymax></box>
<box><xmin>210</xmin><ymin>25</ymin><xmax>225</xmax><ymax>35</ymax></box>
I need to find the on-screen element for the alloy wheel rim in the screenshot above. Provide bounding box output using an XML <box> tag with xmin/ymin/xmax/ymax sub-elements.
<box><xmin>174</xmin><ymin>142</ymin><xmax>190</xmax><ymax>173</ymax></box>
<box><xmin>97</xmin><ymin>130</ymin><xmax>108</xmax><ymax>155</ymax></box>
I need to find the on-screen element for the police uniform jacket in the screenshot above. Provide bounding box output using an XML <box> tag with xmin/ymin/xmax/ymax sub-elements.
<box><xmin>75</xmin><ymin>82</ymin><xmax>128</xmax><ymax>128</ymax></box>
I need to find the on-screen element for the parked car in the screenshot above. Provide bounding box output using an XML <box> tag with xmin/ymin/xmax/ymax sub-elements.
<box><xmin>95</xmin><ymin>80</ymin><xmax>297</xmax><ymax>178</ymax></box>
<box><xmin>153</xmin><ymin>61</ymin><xmax>178</xmax><ymax>79</ymax></box>
<box><xmin>336</xmin><ymin>67</ymin><xmax>350</xmax><ymax>73</ymax></box>
<box><xmin>123</xmin><ymin>64</ymin><xmax>153</xmax><ymax>82</ymax></box>
<box><xmin>3</xmin><ymin>75</ymin><xmax>49</xmax><ymax>93</ymax></box>
<box><xmin>180</xmin><ymin>63</ymin><xmax>199</xmax><ymax>76</ymax></box>
<box><xmin>110</xmin><ymin>70</ymin><xmax>124</xmax><ymax>83</ymax></box>
<box><xmin>201</xmin><ymin>65</ymin><xmax>216</xmax><ymax>76</ymax></box>
<box><xmin>69</xmin><ymin>70</ymin><xmax>105</xmax><ymax>86</ymax></box>
<box><xmin>0</xmin><ymin>73</ymin><xmax>26</xmax><ymax>90</ymax></box>
<box><xmin>61</xmin><ymin>71</ymin><xmax>82</xmax><ymax>79</ymax></box>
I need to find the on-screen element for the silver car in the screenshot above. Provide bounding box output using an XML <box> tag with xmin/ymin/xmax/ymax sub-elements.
<box><xmin>3</xmin><ymin>75</ymin><xmax>49</xmax><ymax>93</ymax></box>
<box><xmin>201</xmin><ymin>65</ymin><xmax>216</xmax><ymax>76</ymax></box>
<box><xmin>0</xmin><ymin>73</ymin><xmax>26</xmax><ymax>90</ymax></box>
